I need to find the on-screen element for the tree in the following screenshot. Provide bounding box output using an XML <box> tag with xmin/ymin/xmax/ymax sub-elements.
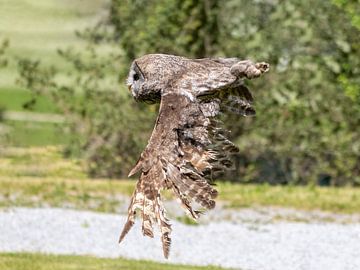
<box><xmin>219</xmin><ymin>0</ymin><xmax>360</xmax><ymax>185</ymax></box>
<box><xmin>17</xmin><ymin>0</ymin><xmax>360</xmax><ymax>184</ymax></box>
<box><xmin>110</xmin><ymin>0</ymin><xmax>220</xmax><ymax>60</ymax></box>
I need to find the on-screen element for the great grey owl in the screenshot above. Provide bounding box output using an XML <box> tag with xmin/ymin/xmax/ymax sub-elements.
<box><xmin>120</xmin><ymin>54</ymin><xmax>269</xmax><ymax>258</ymax></box>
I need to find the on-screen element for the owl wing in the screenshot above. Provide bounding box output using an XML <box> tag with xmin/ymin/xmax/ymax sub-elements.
<box><xmin>119</xmin><ymin>60</ymin><xmax>269</xmax><ymax>258</ymax></box>
<box><xmin>119</xmin><ymin>90</ymin><xmax>236</xmax><ymax>258</ymax></box>
<box><xmin>192</xmin><ymin>58</ymin><xmax>269</xmax><ymax>116</ymax></box>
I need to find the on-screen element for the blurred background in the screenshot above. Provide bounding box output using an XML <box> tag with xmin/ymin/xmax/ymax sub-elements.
<box><xmin>0</xmin><ymin>0</ymin><xmax>359</xmax><ymax>269</ymax></box>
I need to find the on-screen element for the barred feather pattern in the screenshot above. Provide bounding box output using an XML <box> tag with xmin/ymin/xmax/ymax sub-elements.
<box><xmin>119</xmin><ymin>94</ymin><xmax>240</xmax><ymax>258</ymax></box>
<box><xmin>120</xmin><ymin>54</ymin><xmax>269</xmax><ymax>258</ymax></box>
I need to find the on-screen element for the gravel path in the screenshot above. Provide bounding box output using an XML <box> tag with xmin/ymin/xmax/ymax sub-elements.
<box><xmin>1</xmin><ymin>207</ymin><xmax>360</xmax><ymax>270</ymax></box>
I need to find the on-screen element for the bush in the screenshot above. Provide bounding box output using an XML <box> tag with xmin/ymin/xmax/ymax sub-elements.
<box><xmin>16</xmin><ymin>0</ymin><xmax>360</xmax><ymax>184</ymax></box>
<box><xmin>17</xmin><ymin>46</ymin><xmax>155</xmax><ymax>178</ymax></box>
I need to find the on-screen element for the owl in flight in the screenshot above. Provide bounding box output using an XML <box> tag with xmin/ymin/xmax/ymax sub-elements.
<box><xmin>120</xmin><ymin>54</ymin><xmax>269</xmax><ymax>258</ymax></box>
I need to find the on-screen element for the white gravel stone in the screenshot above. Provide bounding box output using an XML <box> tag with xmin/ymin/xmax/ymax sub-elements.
<box><xmin>0</xmin><ymin>207</ymin><xmax>359</xmax><ymax>270</ymax></box>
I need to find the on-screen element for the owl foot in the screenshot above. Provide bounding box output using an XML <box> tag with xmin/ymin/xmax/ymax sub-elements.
<box><xmin>230</xmin><ymin>60</ymin><xmax>269</xmax><ymax>79</ymax></box>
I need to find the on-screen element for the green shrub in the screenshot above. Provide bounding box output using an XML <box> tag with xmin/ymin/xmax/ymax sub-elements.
<box><xmin>17</xmin><ymin>47</ymin><xmax>155</xmax><ymax>178</ymax></box>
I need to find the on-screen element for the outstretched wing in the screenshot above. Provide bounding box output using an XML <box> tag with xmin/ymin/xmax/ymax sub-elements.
<box><xmin>191</xmin><ymin>58</ymin><xmax>269</xmax><ymax>116</ymax></box>
<box><xmin>119</xmin><ymin>90</ymin><xmax>233</xmax><ymax>257</ymax></box>
<box><xmin>119</xmin><ymin>92</ymin><xmax>185</xmax><ymax>258</ymax></box>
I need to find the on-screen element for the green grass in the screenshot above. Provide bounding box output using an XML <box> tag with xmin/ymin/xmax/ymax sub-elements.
<box><xmin>2</xmin><ymin>121</ymin><xmax>69</xmax><ymax>146</ymax></box>
<box><xmin>217</xmin><ymin>182</ymin><xmax>360</xmax><ymax>214</ymax></box>
<box><xmin>0</xmin><ymin>147</ymin><xmax>85</xmax><ymax>178</ymax></box>
<box><xmin>1</xmin><ymin>176</ymin><xmax>359</xmax><ymax>214</ymax></box>
<box><xmin>0</xmin><ymin>88</ymin><xmax>57</xmax><ymax>113</ymax></box>
<box><xmin>0</xmin><ymin>0</ymin><xmax>109</xmax><ymax>146</ymax></box>
<box><xmin>1</xmin><ymin>147</ymin><xmax>359</xmax><ymax>214</ymax></box>
<box><xmin>0</xmin><ymin>146</ymin><xmax>133</xmax><ymax>212</ymax></box>
<box><xmin>0</xmin><ymin>177</ymin><xmax>135</xmax><ymax>212</ymax></box>
<box><xmin>0</xmin><ymin>253</ymin><xmax>225</xmax><ymax>270</ymax></box>
<box><xmin>0</xmin><ymin>0</ymin><xmax>107</xmax><ymax>87</ymax></box>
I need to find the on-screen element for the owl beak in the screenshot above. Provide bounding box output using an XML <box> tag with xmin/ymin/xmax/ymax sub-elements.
<box><xmin>128</xmin><ymin>85</ymin><xmax>132</xmax><ymax>92</ymax></box>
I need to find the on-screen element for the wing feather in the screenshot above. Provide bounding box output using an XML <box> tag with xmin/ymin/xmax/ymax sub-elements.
<box><xmin>120</xmin><ymin>58</ymin><xmax>269</xmax><ymax>258</ymax></box>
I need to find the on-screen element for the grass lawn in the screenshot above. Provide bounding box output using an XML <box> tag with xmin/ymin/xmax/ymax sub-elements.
<box><xmin>0</xmin><ymin>88</ymin><xmax>57</xmax><ymax>113</ymax></box>
<box><xmin>0</xmin><ymin>253</ymin><xmax>225</xmax><ymax>270</ymax></box>
<box><xmin>0</xmin><ymin>0</ymin><xmax>109</xmax><ymax>147</ymax></box>
<box><xmin>2</xmin><ymin>121</ymin><xmax>69</xmax><ymax>146</ymax></box>
<box><xmin>217</xmin><ymin>182</ymin><xmax>360</xmax><ymax>213</ymax></box>
<box><xmin>1</xmin><ymin>176</ymin><xmax>359</xmax><ymax>214</ymax></box>
<box><xmin>0</xmin><ymin>0</ymin><xmax>107</xmax><ymax>87</ymax></box>
<box><xmin>1</xmin><ymin>147</ymin><xmax>359</xmax><ymax>214</ymax></box>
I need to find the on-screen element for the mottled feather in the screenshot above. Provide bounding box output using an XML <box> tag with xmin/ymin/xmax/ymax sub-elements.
<box><xmin>120</xmin><ymin>54</ymin><xmax>269</xmax><ymax>258</ymax></box>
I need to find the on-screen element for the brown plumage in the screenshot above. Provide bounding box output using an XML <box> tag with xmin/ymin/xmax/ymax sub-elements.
<box><xmin>120</xmin><ymin>54</ymin><xmax>269</xmax><ymax>258</ymax></box>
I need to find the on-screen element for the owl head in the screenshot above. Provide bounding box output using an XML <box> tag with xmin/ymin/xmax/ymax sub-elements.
<box><xmin>126</xmin><ymin>54</ymin><xmax>187</xmax><ymax>103</ymax></box>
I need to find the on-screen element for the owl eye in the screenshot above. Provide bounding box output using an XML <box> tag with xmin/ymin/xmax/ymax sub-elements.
<box><xmin>133</xmin><ymin>73</ymin><xmax>140</xmax><ymax>81</ymax></box>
